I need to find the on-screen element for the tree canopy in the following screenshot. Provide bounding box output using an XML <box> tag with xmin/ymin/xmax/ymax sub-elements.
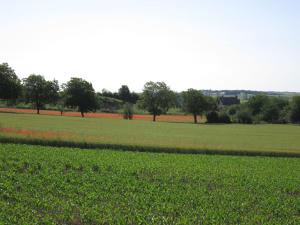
<box><xmin>247</xmin><ymin>94</ymin><xmax>269</xmax><ymax>115</ymax></box>
<box><xmin>63</xmin><ymin>78</ymin><xmax>97</xmax><ymax>117</ymax></box>
<box><xmin>182</xmin><ymin>89</ymin><xmax>207</xmax><ymax>123</ymax></box>
<box><xmin>0</xmin><ymin>63</ymin><xmax>21</xmax><ymax>100</ymax></box>
<box><xmin>118</xmin><ymin>85</ymin><xmax>131</xmax><ymax>103</ymax></box>
<box><xmin>290</xmin><ymin>96</ymin><xmax>300</xmax><ymax>123</ymax></box>
<box><xmin>23</xmin><ymin>74</ymin><xmax>59</xmax><ymax>114</ymax></box>
<box><xmin>140</xmin><ymin>81</ymin><xmax>175</xmax><ymax>121</ymax></box>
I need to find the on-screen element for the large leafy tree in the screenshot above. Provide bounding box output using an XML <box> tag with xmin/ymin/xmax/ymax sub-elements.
<box><xmin>23</xmin><ymin>74</ymin><xmax>59</xmax><ymax>114</ymax></box>
<box><xmin>0</xmin><ymin>63</ymin><xmax>21</xmax><ymax>100</ymax></box>
<box><xmin>140</xmin><ymin>81</ymin><xmax>175</xmax><ymax>122</ymax></box>
<box><xmin>182</xmin><ymin>89</ymin><xmax>207</xmax><ymax>123</ymax></box>
<box><xmin>247</xmin><ymin>94</ymin><xmax>269</xmax><ymax>115</ymax></box>
<box><xmin>290</xmin><ymin>96</ymin><xmax>300</xmax><ymax>123</ymax></box>
<box><xmin>63</xmin><ymin>78</ymin><xmax>97</xmax><ymax>117</ymax></box>
<box><xmin>118</xmin><ymin>85</ymin><xmax>131</xmax><ymax>103</ymax></box>
<box><xmin>261</xmin><ymin>97</ymin><xmax>289</xmax><ymax>123</ymax></box>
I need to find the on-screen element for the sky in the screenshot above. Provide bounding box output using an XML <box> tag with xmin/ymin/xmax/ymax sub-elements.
<box><xmin>1</xmin><ymin>0</ymin><xmax>299</xmax><ymax>93</ymax></box>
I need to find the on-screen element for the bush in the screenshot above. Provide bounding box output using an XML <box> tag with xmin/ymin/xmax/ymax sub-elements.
<box><xmin>227</xmin><ymin>105</ymin><xmax>239</xmax><ymax>116</ymax></box>
<box><xmin>123</xmin><ymin>103</ymin><xmax>133</xmax><ymax>120</ymax></box>
<box><xmin>237</xmin><ymin>109</ymin><xmax>253</xmax><ymax>124</ymax></box>
<box><xmin>247</xmin><ymin>95</ymin><xmax>269</xmax><ymax>115</ymax></box>
<box><xmin>278</xmin><ymin>106</ymin><xmax>290</xmax><ymax>124</ymax></box>
<box><xmin>206</xmin><ymin>111</ymin><xmax>231</xmax><ymax>124</ymax></box>
<box><xmin>206</xmin><ymin>111</ymin><xmax>219</xmax><ymax>123</ymax></box>
<box><xmin>218</xmin><ymin>112</ymin><xmax>231</xmax><ymax>123</ymax></box>
<box><xmin>261</xmin><ymin>103</ymin><xmax>280</xmax><ymax>123</ymax></box>
<box><xmin>260</xmin><ymin>97</ymin><xmax>289</xmax><ymax>123</ymax></box>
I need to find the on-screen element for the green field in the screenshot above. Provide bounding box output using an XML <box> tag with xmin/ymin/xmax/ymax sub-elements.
<box><xmin>1</xmin><ymin>113</ymin><xmax>300</xmax><ymax>156</ymax></box>
<box><xmin>0</xmin><ymin>143</ymin><xmax>299</xmax><ymax>224</ymax></box>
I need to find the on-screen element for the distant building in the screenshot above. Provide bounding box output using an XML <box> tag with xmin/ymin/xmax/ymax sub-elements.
<box><xmin>218</xmin><ymin>96</ymin><xmax>240</xmax><ymax>107</ymax></box>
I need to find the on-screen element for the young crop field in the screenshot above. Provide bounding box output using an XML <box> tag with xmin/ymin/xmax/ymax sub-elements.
<box><xmin>1</xmin><ymin>112</ymin><xmax>300</xmax><ymax>156</ymax></box>
<box><xmin>0</xmin><ymin>143</ymin><xmax>299</xmax><ymax>224</ymax></box>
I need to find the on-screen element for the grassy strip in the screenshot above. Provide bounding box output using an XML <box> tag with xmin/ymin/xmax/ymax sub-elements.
<box><xmin>1</xmin><ymin>135</ymin><xmax>300</xmax><ymax>158</ymax></box>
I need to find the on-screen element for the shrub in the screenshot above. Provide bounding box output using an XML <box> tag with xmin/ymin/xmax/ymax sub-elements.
<box><xmin>206</xmin><ymin>111</ymin><xmax>219</xmax><ymax>123</ymax></box>
<box><xmin>278</xmin><ymin>106</ymin><xmax>290</xmax><ymax>124</ymax></box>
<box><xmin>218</xmin><ymin>112</ymin><xmax>231</xmax><ymax>123</ymax></box>
<box><xmin>237</xmin><ymin>109</ymin><xmax>253</xmax><ymax>124</ymax></box>
<box><xmin>227</xmin><ymin>105</ymin><xmax>239</xmax><ymax>116</ymax></box>
<box><xmin>261</xmin><ymin>103</ymin><xmax>280</xmax><ymax>123</ymax></box>
<box><xmin>206</xmin><ymin>111</ymin><xmax>231</xmax><ymax>124</ymax></box>
<box><xmin>123</xmin><ymin>103</ymin><xmax>134</xmax><ymax>120</ymax></box>
<box><xmin>247</xmin><ymin>95</ymin><xmax>269</xmax><ymax>115</ymax></box>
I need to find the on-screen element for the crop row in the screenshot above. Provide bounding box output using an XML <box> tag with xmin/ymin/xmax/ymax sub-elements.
<box><xmin>0</xmin><ymin>143</ymin><xmax>299</xmax><ymax>224</ymax></box>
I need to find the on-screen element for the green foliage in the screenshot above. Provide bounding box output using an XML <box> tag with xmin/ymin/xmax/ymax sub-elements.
<box><xmin>290</xmin><ymin>96</ymin><xmax>300</xmax><ymax>123</ymax></box>
<box><xmin>247</xmin><ymin>94</ymin><xmax>269</xmax><ymax>115</ymax></box>
<box><xmin>206</xmin><ymin>111</ymin><xmax>231</xmax><ymax>124</ymax></box>
<box><xmin>182</xmin><ymin>89</ymin><xmax>207</xmax><ymax>123</ymax></box>
<box><xmin>277</xmin><ymin>106</ymin><xmax>290</xmax><ymax>124</ymax></box>
<box><xmin>96</xmin><ymin>94</ymin><xmax>123</xmax><ymax>112</ymax></box>
<box><xmin>206</xmin><ymin>96</ymin><xmax>218</xmax><ymax>111</ymax></box>
<box><xmin>63</xmin><ymin>78</ymin><xmax>97</xmax><ymax>117</ymax></box>
<box><xmin>101</xmin><ymin>86</ymin><xmax>140</xmax><ymax>104</ymax></box>
<box><xmin>206</xmin><ymin>111</ymin><xmax>219</xmax><ymax>123</ymax></box>
<box><xmin>261</xmin><ymin>102</ymin><xmax>280</xmax><ymax>123</ymax></box>
<box><xmin>123</xmin><ymin>103</ymin><xmax>133</xmax><ymax>120</ymax></box>
<box><xmin>0</xmin><ymin>143</ymin><xmax>299</xmax><ymax>224</ymax></box>
<box><xmin>118</xmin><ymin>85</ymin><xmax>131</xmax><ymax>103</ymax></box>
<box><xmin>140</xmin><ymin>81</ymin><xmax>175</xmax><ymax>121</ymax></box>
<box><xmin>218</xmin><ymin>112</ymin><xmax>231</xmax><ymax>123</ymax></box>
<box><xmin>23</xmin><ymin>74</ymin><xmax>59</xmax><ymax>114</ymax></box>
<box><xmin>226</xmin><ymin>96</ymin><xmax>292</xmax><ymax>124</ymax></box>
<box><xmin>236</xmin><ymin>108</ymin><xmax>253</xmax><ymax>124</ymax></box>
<box><xmin>227</xmin><ymin>105</ymin><xmax>240</xmax><ymax>116</ymax></box>
<box><xmin>261</xmin><ymin>97</ymin><xmax>289</xmax><ymax>123</ymax></box>
<box><xmin>0</xmin><ymin>63</ymin><xmax>21</xmax><ymax>100</ymax></box>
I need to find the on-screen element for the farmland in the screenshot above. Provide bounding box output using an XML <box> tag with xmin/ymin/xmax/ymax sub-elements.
<box><xmin>1</xmin><ymin>112</ymin><xmax>300</xmax><ymax>156</ymax></box>
<box><xmin>0</xmin><ymin>143</ymin><xmax>299</xmax><ymax>224</ymax></box>
<box><xmin>0</xmin><ymin>107</ymin><xmax>200</xmax><ymax>123</ymax></box>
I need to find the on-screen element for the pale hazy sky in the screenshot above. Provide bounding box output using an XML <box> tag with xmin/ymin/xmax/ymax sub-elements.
<box><xmin>1</xmin><ymin>0</ymin><xmax>299</xmax><ymax>92</ymax></box>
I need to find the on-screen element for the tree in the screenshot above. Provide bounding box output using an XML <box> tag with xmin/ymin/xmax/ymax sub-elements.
<box><xmin>101</xmin><ymin>89</ymin><xmax>119</xmax><ymax>99</ymax></box>
<box><xmin>237</xmin><ymin>108</ymin><xmax>253</xmax><ymax>124</ymax></box>
<box><xmin>130</xmin><ymin>92</ymin><xmax>140</xmax><ymax>104</ymax></box>
<box><xmin>261</xmin><ymin>97</ymin><xmax>288</xmax><ymax>123</ymax></box>
<box><xmin>118</xmin><ymin>85</ymin><xmax>131</xmax><ymax>103</ymax></box>
<box><xmin>247</xmin><ymin>94</ymin><xmax>269</xmax><ymax>115</ymax></box>
<box><xmin>182</xmin><ymin>89</ymin><xmax>207</xmax><ymax>123</ymax></box>
<box><xmin>57</xmin><ymin>91</ymin><xmax>67</xmax><ymax>116</ymax></box>
<box><xmin>140</xmin><ymin>81</ymin><xmax>175</xmax><ymax>122</ymax></box>
<box><xmin>23</xmin><ymin>74</ymin><xmax>59</xmax><ymax>114</ymax></box>
<box><xmin>261</xmin><ymin>102</ymin><xmax>280</xmax><ymax>123</ymax></box>
<box><xmin>123</xmin><ymin>103</ymin><xmax>134</xmax><ymax>120</ymax></box>
<box><xmin>63</xmin><ymin>78</ymin><xmax>97</xmax><ymax>117</ymax></box>
<box><xmin>290</xmin><ymin>96</ymin><xmax>300</xmax><ymax>123</ymax></box>
<box><xmin>0</xmin><ymin>63</ymin><xmax>21</xmax><ymax>100</ymax></box>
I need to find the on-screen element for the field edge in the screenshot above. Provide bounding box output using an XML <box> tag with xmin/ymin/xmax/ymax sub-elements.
<box><xmin>1</xmin><ymin>136</ymin><xmax>300</xmax><ymax>158</ymax></box>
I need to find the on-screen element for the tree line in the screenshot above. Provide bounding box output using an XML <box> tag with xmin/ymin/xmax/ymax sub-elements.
<box><xmin>1</xmin><ymin>62</ymin><xmax>300</xmax><ymax>123</ymax></box>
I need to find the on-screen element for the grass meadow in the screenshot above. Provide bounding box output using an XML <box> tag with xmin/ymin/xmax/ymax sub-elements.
<box><xmin>0</xmin><ymin>112</ymin><xmax>300</xmax><ymax>156</ymax></box>
<box><xmin>0</xmin><ymin>143</ymin><xmax>299</xmax><ymax>224</ymax></box>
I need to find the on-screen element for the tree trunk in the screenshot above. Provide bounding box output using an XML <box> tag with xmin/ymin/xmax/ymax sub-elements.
<box><xmin>153</xmin><ymin>114</ymin><xmax>156</xmax><ymax>122</ymax></box>
<box><xmin>37</xmin><ymin>108</ymin><xmax>40</xmax><ymax>114</ymax></box>
<box><xmin>193</xmin><ymin>114</ymin><xmax>197</xmax><ymax>124</ymax></box>
<box><xmin>81</xmin><ymin>111</ymin><xmax>84</xmax><ymax>117</ymax></box>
